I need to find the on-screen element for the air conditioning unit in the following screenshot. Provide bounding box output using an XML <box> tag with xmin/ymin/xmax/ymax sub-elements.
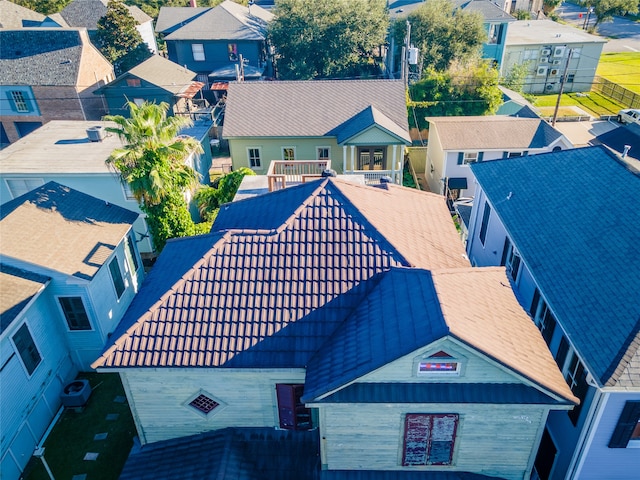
<box><xmin>554</xmin><ymin>46</ymin><xmax>566</xmax><ymax>57</ymax></box>
<box><xmin>539</xmin><ymin>56</ymin><xmax>549</xmax><ymax>64</ymax></box>
<box><xmin>552</xmin><ymin>59</ymin><xmax>562</xmax><ymax>65</ymax></box>
<box><xmin>550</xmin><ymin>68</ymin><xmax>559</xmax><ymax>76</ymax></box>
<box><xmin>86</xmin><ymin>126</ymin><xmax>106</xmax><ymax>142</ymax></box>
<box><xmin>537</xmin><ymin>66</ymin><xmax>548</xmax><ymax>76</ymax></box>
<box><xmin>541</xmin><ymin>48</ymin><xmax>552</xmax><ymax>56</ymax></box>
<box><xmin>545</xmin><ymin>83</ymin><xmax>555</xmax><ymax>91</ymax></box>
<box><xmin>61</xmin><ymin>379</ymin><xmax>92</xmax><ymax>408</ymax></box>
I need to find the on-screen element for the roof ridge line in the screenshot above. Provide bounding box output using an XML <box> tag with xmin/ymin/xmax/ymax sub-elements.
<box><xmin>272</xmin><ymin>179</ymin><xmax>330</xmax><ymax>235</ymax></box>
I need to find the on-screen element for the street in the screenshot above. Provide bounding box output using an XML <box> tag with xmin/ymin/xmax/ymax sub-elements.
<box><xmin>555</xmin><ymin>2</ymin><xmax>640</xmax><ymax>52</ymax></box>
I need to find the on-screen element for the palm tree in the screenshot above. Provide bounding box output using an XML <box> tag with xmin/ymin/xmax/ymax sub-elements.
<box><xmin>104</xmin><ymin>101</ymin><xmax>204</xmax><ymax>251</ymax></box>
<box><xmin>105</xmin><ymin>101</ymin><xmax>202</xmax><ymax>206</ymax></box>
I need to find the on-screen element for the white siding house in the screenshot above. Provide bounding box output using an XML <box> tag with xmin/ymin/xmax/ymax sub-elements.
<box><xmin>466</xmin><ymin>147</ymin><xmax>640</xmax><ymax>479</ymax></box>
<box><xmin>0</xmin><ymin>182</ymin><xmax>143</xmax><ymax>479</ymax></box>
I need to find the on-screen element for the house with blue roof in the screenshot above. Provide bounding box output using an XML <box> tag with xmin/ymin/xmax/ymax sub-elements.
<box><xmin>95</xmin><ymin>178</ymin><xmax>577</xmax><ymax>479</ymax></box>
<box><xmin>466</xmin><ymin>146</ymin><xmax>640</xmax><ymax>479</ymax></box>
<box><xmin>0</xmin><ymin>182</ymin><xmax>143</xmax><ymax>480</ymax></box>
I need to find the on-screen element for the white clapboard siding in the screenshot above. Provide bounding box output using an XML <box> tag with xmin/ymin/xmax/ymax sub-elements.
<box><xmin>120</xmin><ymin>368</ymin><xmax>306</xmax><ymax>444</ymax></box>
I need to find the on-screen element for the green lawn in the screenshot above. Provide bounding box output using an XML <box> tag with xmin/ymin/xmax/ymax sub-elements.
<box><xmin>597</xmin><ymin>53</ymin><xmax>640</xmax><ymax>94</ymax></box>
<box><xmin>22</xmin><ymin>373</ymin><xmax>136</xmax><ymax>480</ymax></box>
<box><xmin>531</xmin><ymin>91</ymin><xmax>627</xmax><ymax>117</ymax></box>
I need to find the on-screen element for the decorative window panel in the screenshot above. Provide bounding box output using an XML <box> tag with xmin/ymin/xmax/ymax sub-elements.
<box><xmin>403</xmin><ymin>414</ymin><xmax>458</xmax><ymax>466</ymax></box>
<box><xmin>13</xmin><ymin>323</ymin><xmax>42</xmax><ymax>375</ymax></box>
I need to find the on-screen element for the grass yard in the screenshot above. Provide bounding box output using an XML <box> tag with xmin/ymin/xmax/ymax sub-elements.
<box><xmin>22</xmin><ymin>373</ymin><xmax>136</xmax><ymax>480</ymax></box>
<box><xmin>532</xmin><ymin>91</ymin><xmax>627</xmax><ymax>117</ymax></box>
<box><xmin>597</xmin><ymin>53</ymin><xmax>640</xmax><ymax>94</ymax></box>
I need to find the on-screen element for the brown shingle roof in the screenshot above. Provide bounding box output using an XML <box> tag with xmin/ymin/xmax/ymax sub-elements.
<box><xmin>433</xmin><ymin>267</ymin><xmax>577</xmax><ymax>403</ymax></box>
<box><xmin>0</xmin><ymin>264</ymin><xmax>49</xmax><ymax>333</ymax></box>
<box><xmin>1</xmin><ymin>182</ymin><xmax>138</xmax><ymax>280</ymax></box>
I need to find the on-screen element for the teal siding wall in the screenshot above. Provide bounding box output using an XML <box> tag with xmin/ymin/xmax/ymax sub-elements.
<box><xmin>0</xmin><ymin>86</ymin><xmax>40</xmax><ymax>117</ymax></box>
<box><xmin>102</xmin><ymin>77</ymin><xmax>174</xmax><ymax>117</ymax></box>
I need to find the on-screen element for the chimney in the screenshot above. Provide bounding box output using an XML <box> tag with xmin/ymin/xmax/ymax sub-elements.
<box><xmin>189</xmin><ymin>0</ymin><xmax>197</xmax><ymax>7</ymax></box>
<box><xmin>622</xmin><ymin>145</ymin><xmax>631</xmax><ymax>158</ymax></box>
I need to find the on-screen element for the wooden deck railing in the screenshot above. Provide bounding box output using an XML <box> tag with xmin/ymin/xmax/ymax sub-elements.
<box><xmin>267</xmin><ymin>160</ymin><xmax>331</xmax><ymax>191</ymax></box>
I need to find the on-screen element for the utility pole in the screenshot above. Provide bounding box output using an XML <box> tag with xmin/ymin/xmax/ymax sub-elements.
<box><xmin>552</xmin><ymin>48</ymin><xmax>573</xmax><ymax>127</ymax></box>
<box><xmin>404</xmin><ymin>20</ymin><xmax>411</xmax><ymax>87</ymax></box>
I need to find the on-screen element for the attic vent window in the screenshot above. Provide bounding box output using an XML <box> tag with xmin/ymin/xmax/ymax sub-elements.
<box><xmin>126</xmin><ymin>78</ymin><xmax>141</xmax><ymax>87</ymax></box>
<box><xmin>418</xmin><ymin>351</ymin><xmax>459</xmax><ymax>374</ymax></box>
<box><xmin>189</xmin><ymin>394</ymin><xmax>219</xmax><ymax>414</ymax></box>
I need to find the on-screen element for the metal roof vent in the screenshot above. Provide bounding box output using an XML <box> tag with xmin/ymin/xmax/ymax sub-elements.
<box><xmin>321</xmin><ymin>168</ymin><xmax>337</xmax><ymax>178</ymax></box>
<box><xmin>86</xmin><ymin>126</ymin><xmax>106</xmax><ymax>142</ymax></box>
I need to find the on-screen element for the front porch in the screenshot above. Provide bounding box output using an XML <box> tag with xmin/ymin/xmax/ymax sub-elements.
<box><xmin>341</xmin><ymin>144</ymin><xmax>405</xmax><ymax>185</ymax></box>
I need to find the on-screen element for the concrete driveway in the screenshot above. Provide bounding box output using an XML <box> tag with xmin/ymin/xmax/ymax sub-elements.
<box><xmin>555</xmin><ymin>2</ymin><xmax>640</xmax><ymax>52</ymax></box>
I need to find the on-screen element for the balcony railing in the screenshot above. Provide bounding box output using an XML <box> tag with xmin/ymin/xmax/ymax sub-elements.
<box><xmin>267</xmin><ymin>160</ymin><xmax>331</xmax><ymax>192</ymax></box>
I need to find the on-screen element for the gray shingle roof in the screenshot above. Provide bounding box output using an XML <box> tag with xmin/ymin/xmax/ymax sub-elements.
<box><xmin>427</xmin><ymin>116</ymin><xmax>564</xmax><ymax>150</ymax></box>
<box><xmin>0</xmin><ymin>28</ymin><xmax>87</xmax><ymax>86</ymax></box>
<box><xmin>119</xmin><ymin>427</ymin><xmax>320</xmax><ymax>480</ymax></box>
<box><xmin>0</xmin><ymin>0</ymin><xmax>44</xmax><ymax>28</ymax></box>
<box><xmin>106</xmin><ymin>55</ymin><xmax>196</xmax><ymax>94</ymax></box>
<box><xmin>0</xmin><ymin>264</ymin><xmax>49</xmax><ymax>334</ymax></box>
<box><xmin>456</xmin><ymin>0</ymin><xmax>515</xmax><ymax>22</ymax></box>
<box><xmin>59</xmin><ymin>0</ymin><xmax>151</xmax><ymax>30</ymax></box>
<box><xmin>471</xmin><ymin>146</ymin><xmax>640</xmax><ymax>388</ymax></box>
<box><xmin>163</xmin><ymin>0</ymin><xmax>272</xmax><ymax>41</ymax></box>
<box><xmin>328</xmin><ymin>105</ymin><xmax>412</xmax><ymax>144</ymax></box>
<box><xmin>1</xmin><ymin>181</ymin><xmax>138</xmax><ymax>281</ymax></box>
<box><xmin>154</xmin><ymin>6</ymin><xmax>210</xmax><ymax>34</ymax></box>
<box><xmin>223</xmin><ymin>80</ymin><xmax>410</xmax><ymax>140</ymax></box>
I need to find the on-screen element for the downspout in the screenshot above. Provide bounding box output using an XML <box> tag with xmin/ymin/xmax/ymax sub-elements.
<box><xmin>565</xmin><ymin>388</ymin><xmax>608</xmax><ymax>479</ymax></box>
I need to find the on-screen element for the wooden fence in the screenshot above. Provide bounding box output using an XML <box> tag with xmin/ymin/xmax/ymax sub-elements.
<box><xmin>592</xmin><ymin>75</ymin><xmax>640</xmax><ymax>109</ymax></box>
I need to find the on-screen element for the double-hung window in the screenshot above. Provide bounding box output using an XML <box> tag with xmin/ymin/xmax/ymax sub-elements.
<box><xmin>316</xmin><ymin>147</ymin><xmax>330</xmax><ymax>161</ymax></box>
<box><xmin>505</xmin><ymin>243</ymin><xmax>522</xmax><ymax>282</ymax></box>
<box><xmin>192</xmin><ymin>43</ymin><xmax>205</xmax><ymax>61</ymax></box>
<box><xmin>59</xmin><ymin>297</ymin><xmax>91</xmax><ymax>331</ymax></box>
<box><xmin>12</xmin><ymin>323</ymin><xmax>41</xmax><ymax>376</ymax></box>
<box><xmin>109</xmin><ymin>257</ymin><xmax>125</xmax><ymax>299</ymax></box>
<box><xmin>282</xmin><ymin>147</ymin><xmax>295</xmax><ymax>161</ymax></box>
<box><xmin>247</xmin><ymin>147</ymin><xmax>261</xmax><ymax>169</ymax></box>
<box><xmin>559</xmin><ymin>345</ymin><xmax>589</xmax><ymax>426</ymax></box>
<box><xmin>403</xmin><ymin>414</ymin><xmax>458</xmax><ymax>466</ymax></box>
<box><xmin>529</xmin><ymin>289</ymin><xmax>556</xmax><ymax>347</ymax></box>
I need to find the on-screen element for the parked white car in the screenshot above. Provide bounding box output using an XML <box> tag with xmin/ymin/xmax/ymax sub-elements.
<box><xmin>617</xmin><ymin>108</ymin><xmax>640</xmax><ymax>125</ymax></box>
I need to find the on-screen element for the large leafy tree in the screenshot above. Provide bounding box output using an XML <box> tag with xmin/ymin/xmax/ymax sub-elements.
<box><xmin>269</xmin><ymin>0</ymin><xmax>389</xmax><ymax>79</ymax></box>
<box><xmin>194</xmin><ymin>167</ymin><xmax>256</xmax><ymax>222</ymax></box>
<box><xmin>12</xmin><ymin>0</ymin><xmax>71</xmax><ymax>14</ymax></box>
<box><xmin>96</xmin><ymin>0</ymin><xmax>151</xmax><ymax>75</ymax></box>
<box><xmin>396</xmin><ymin>0</ymin><xmax>486</xmax><ymax>73</ymax></box>
<box><xmin>408</xmin><ymin>59</ymin><xmax>502</xmax><ymax>127</ymax></box>
<box><xmin>592</xmin><ymin>0</ymin><xmax>638</xmax><ymax>27</ymax></box>
<box><xmin>105</xmin><ymin>101</ymin><xmax>206</xmax><ymax>251</ymax></box>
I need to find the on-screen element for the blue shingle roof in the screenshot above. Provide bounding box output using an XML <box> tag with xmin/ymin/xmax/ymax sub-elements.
<box><xmin>314</xmin><ymin>382</ymin><xmax>567</xmax><ymax>405</ymax></box>
<box><xmin>304</xmin><ymin>268</ymin><xmax>448</xmax><ymax>401</ymax></box>
<box><xmin>471</xmin><ymin>146</ymin><xmax>640</xmax><ymax>387</ymax></box>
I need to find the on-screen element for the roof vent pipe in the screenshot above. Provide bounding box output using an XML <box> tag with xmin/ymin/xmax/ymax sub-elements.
<box><xmin>321</xmin><ymin>169</ymin><xmax>337</xmax><ymax>178</ymax></box>
<box><xmin>622</xmin><ymin>145</ymin><xmax>631</xmax><ymax>158</ymax></box>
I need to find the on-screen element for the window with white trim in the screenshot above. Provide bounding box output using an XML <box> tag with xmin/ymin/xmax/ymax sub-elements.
<box><xmin>11</xmin><ymin>91</ymin><xmax>29</xmax><ymax>112</ymax></box>
<box><xmin>559</xmin><ymin>345</ymin><xmax>589</xmax><ymax>426</ymax></box>
<box><xmin>505</xmin><ymin>243</ymin><xmax>522</xmax><ymax>282</ymax></box>
<box><xmin>109</xmin><ymin>257</ymin><xmax>125</xmax><ymax>299</ymax></box>
<box><xmin>6</xmin><ymin>178</ymin><xmax>44</xmax><ymax>198</ymax></box>
<box><xmin>463</xmin><ymin>152</ymin><xmax>478</xmax><ymax>165</ymax></box>
<box><xmin>316</xmin><ymin>147</ymin><xmax>330</xmax><ymax>161</ymax></box>
<box><xmin>529</xmin><ymin>289</ymin><xmax>556</xmax><ymax>347</ymax></box>
<box><xmin>479</xmin><ymin>202</ymin><xmax>491</xmax><ymax>246</ymax></box>
<box><xmin>125</xmin><ymin>233</ymin><xmax>140</xmax><ymax>273</ymax></box>
<box><xmin>192</xmin><ymin>43</ymin><xmax>205</xmax><ymax>61</ymax></box>
<box><xmin>121</xmin><ymin>182</ymin><xmax>136</xmax><ymax>201</ymax></box>
<box><xmin>403</xmin><ymin>414</ymin><xmax>458</xmax><ymax>466</ymax></box>
<box><xmin>282</xmin><ymin>147</ymin><xmax>295</xmax><ymax>161</ymax></box>
<box><xmin>59</xmin><ymin>297</ymin><xmax>92</xmax><ymax>331</ymax></box>
<box><xmin>247</xmin><ymin>147</ymin><xmax>262</xmax><ymax>169</ymax></box>
<box><xmin>12</xmin><ymin>323</ymin><xmax>41</xmax><ymax>376</ymax></box>
<box><xmin>417</xmin><ymin>351</ymin><xmax>460</xmax><ymax>375</ymax></box>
